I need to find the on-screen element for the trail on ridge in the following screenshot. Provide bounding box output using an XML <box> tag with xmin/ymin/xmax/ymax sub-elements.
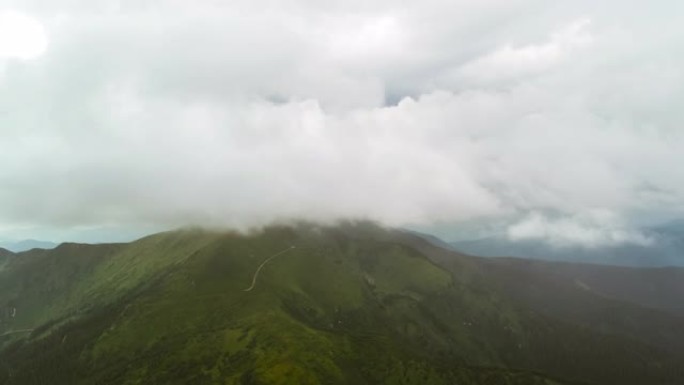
<box><xmin>242</xmin><ymin>246</ymin><xmax>296</xmax><ymax>292</ymax></box>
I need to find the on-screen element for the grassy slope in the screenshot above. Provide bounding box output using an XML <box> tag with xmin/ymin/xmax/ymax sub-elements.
<box><xmin>1</xmin><ymin>223</ymin><xmax>683</xmax><ymax>384</ymax></box>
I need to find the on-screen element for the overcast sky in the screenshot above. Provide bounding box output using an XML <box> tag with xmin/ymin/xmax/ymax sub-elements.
<box><xmin>0</xmin><ymin>0</ymin><xmax>683</xmax><ymax>245</ymax></box>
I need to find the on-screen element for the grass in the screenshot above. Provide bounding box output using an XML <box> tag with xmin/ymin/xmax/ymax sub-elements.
<box><xmin>0</xmin><ymin>221</ymin><xmax>682</xmax><ymax>384</ymax></box>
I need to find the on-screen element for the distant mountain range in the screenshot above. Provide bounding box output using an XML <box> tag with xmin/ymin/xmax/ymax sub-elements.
<box><xmin>1</xmin><ymin>222</ymin><xmax>684</xmax><ymax>384</ymax></box>
<box><xmin>450</xmin><ymin>221</ymin><xmax>684</xmax><ymax>267</ymax></box>
<box><xmin>0</xmin><ymin>239</ymin><xmax>57</xmax><ymax>253</ymax></box>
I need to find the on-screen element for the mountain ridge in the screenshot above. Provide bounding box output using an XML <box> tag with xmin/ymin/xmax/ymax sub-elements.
<box><xmin>0</xmin><ymin>222</ymin><xmax>683</xmax><ymax>384</ymax></box>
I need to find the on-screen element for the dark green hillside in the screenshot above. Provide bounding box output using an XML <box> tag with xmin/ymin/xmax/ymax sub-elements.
<box><xmin>466</xmin><ymin>257</ymin><xmax>684</xmax><ymax>353</ymax></box>
<box><xmin>0</xmin><ymin>249</ymin><xmax>11</xmax><ymax>271</ymax></box>
<box><xmin>482</xmin><ymin>258</ymin><xmax>684</xmax><ymax>316</ymax></box>
<box><xmin>0</xmin><ymin>222</ymin><xmax>683</xmax><ymax>384</ymax></box>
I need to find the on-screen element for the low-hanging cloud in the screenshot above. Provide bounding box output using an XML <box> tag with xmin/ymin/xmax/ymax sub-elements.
<box><xmin>0</xmin><ymin>0</ymin><xmax>683</xmax><ymax>242</ymax></box>
<box><xmin>506</xmin><ymin>211</ymin><xmax>654</xmax><ymax>248</ymax></box>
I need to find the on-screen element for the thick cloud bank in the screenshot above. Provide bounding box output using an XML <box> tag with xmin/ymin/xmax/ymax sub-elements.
<box><xmin>0</xmin><ymin>0</ymin><xmax>683</xmax><ymax>242</ymax></box>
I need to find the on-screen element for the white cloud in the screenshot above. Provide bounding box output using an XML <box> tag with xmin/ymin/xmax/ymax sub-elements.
<box><xmin>0</xmin><ymin>10</ymin><xmax>48</xmax><ymax>60</ymax></box>
<box><xmin>454</xmin><ymin>18</ymin><xmax>593</xmax><ymax>84</ymax></box>
<box><xmin>507</xmin><ymin>211</ymin><xmax>654</xmax><ymax>248</ymax></box>
<box><xmin>0</xmin><ymin>0</ymin><xmax>683</xmax><ymax>243</ymax></box>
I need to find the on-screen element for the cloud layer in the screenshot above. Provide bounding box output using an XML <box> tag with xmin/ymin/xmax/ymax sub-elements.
<box><xmin>0</xmin><ymin>0</ymin><xmax>683</xmax><ymax>242</ymax></box>
<box><xmin>506</xmin><ymin>211</ymin><xmax>654</xmax><ymax>248</ymax></box>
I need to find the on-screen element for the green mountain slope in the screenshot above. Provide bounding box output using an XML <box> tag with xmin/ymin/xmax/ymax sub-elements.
<box><xmin>0</xmin><ymin>249</ymin><xmax>12</xmax><ymax>272</ymax></box>
<box><xmin>1</xmin><ymin>222</ymin><xmax>683</xmax><ymax>384</ymax></box>
<box><xmin>479</xmin><ymin>257</ymin><xmax>684</xmax><ymax>316</ymax></box>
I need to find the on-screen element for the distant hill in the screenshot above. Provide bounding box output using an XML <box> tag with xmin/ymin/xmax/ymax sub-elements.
<box><xmin>0</xmin><ymin>239</ymin><xmax>57</xmax><ymax>253</ymax></box>
<box><xmin>0</xmin><ymin>222</ymin><xmax>683</xmax><ymax>384</ymax></box>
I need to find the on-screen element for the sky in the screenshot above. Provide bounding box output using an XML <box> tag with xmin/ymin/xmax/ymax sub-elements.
<box><xmin>0</xmin><ymin>0</ymin><xmax>683</xmax><ymax>245</ymax></box>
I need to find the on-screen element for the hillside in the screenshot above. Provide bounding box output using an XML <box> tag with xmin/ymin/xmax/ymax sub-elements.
<box><xmin>0</xmin><ymin>249</ymin><xmax>12</xmax><ymax>271</ymax></box>
<box><xmin>0</xmin><ymin>222</ymin><xmax>683</xmax><ymax>384</ymax></box>
<box><xmin>478</xmin><ymin>257</ymin><xmax>684</xmax><ymax>316</ymax></box>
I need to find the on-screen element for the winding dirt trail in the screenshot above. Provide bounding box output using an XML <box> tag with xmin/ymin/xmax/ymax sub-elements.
<box><xmin>242</xmin><ymin>246</ymin><xmax>296</xmax><ymax>292</ymax></box>
<box><xmin>0</xmin><ymin>329</ymin><xmax>33</xmax><ymax>337</ymax></box>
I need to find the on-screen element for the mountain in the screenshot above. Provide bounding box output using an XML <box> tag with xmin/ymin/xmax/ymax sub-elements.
<box><xmin>1</xmin><ymin>222</ymin><xmax>683</xmax><ymax>384</ymax></box>
<box><xmin>451</xmin><ymin>234</ymin><xmax>684</xmax><ymax>267</ymax></box>
<box><xmin>0</xmin><ymin>239</ymin><xmax>57</xmax><ymax>253</ymax></box>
